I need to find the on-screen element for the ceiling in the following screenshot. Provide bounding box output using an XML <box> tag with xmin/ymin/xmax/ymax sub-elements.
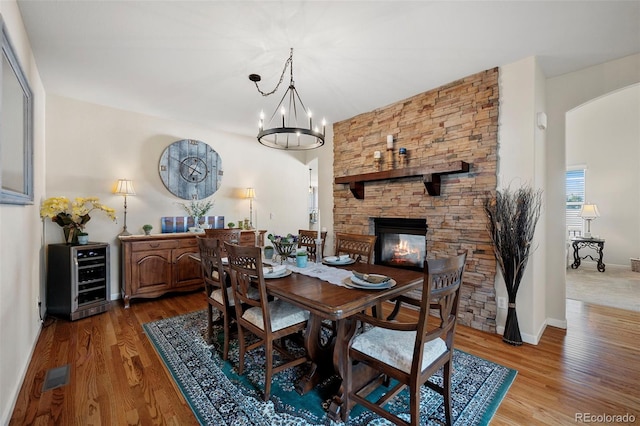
<box><xmin>16</xmin><ymin>1</ymin><xmax>640</xmax><ymax>140</ymax></box>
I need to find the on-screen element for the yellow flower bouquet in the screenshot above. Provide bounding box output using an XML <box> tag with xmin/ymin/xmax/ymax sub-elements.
<box><xmin>40</xmin><ymin>197</ymin><xmax>117</xmax><ymax>243</ymax></box>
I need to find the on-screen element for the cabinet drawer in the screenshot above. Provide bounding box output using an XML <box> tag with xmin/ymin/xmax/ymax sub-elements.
<box><xmin>178</xmin><ymin>238</ymin><xmax>199</xmax><ymax>249</ymax></box>
<box><xmin>239</xmin><ymin>232</ymin><xmax>254</xmax><ymax>245</ymax></box>
<box><xmin>130</xmin><ymin>240</ymin><xmax>178</xmax><ymax>252</ymax></box>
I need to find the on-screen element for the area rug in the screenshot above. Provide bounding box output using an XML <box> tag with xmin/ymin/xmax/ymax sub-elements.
<box><xmin>143</xmin><ymin>310</ymin><xmax>517</xmax><ymax>425</ymax></box>
<box><xmin>566</xmin><ymin>263</ymin><xmax>640</xmax><ymax>312</ymax></box>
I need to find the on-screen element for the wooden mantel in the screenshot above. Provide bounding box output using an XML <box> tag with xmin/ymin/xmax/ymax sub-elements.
<box><xmin>334</xmin><ymin>161</ymin><xmax>470</xmax><ymax>199</ymax></box>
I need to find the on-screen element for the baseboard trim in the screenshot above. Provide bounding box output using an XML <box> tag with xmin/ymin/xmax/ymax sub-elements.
<box><xmin>547</xmin><ymin>317</ymin><xmax>567</xmax><ymax>329</ymax></box>
<box><xmin>495</xmin><ymin>319</ymin><xmax>548</xmax><ymax>345</ymax></box>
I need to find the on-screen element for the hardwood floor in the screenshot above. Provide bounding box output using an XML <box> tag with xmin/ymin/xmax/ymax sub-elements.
<box><xmin>10</xmin><ymin>291</ymin><xmax>640</xmax><ymax>425</ymax></box>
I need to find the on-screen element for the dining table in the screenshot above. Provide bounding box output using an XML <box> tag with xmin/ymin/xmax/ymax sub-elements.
<box><xmin>189</xmin><ymin>251</ymin><xmax>424</xmax><ymax>421</ymax></box>
<box><xmin>264</xmin><ymin>259</ymin><xmax>424</xmax><ymax>421</ymax></box>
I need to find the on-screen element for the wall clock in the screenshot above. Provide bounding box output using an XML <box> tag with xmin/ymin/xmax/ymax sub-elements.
<box><xmin>158</xmin><ymin>139</ymin><xmax>222</xmax><ymax>200</ymax></box>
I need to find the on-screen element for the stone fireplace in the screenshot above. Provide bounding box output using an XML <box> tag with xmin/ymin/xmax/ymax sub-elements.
<box><xmin>373</xmin><ymin>218</ymin><xmax>427</xmax><ymax>272</ymax></box>
<box><xmin>332</xmin><ymin>68</ymin><xmax>499</xmax><ymax>333</ymax></box>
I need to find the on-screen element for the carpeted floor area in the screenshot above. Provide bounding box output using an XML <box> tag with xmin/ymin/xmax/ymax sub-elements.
<box><xmin>566</xmin><ymin>263</ymin><xmax>640</xmax><ymax>312</ymax></box>
<box><xmin>144</xmin><ymin>310</ymin><xmax>517</xmax><ymax>425</ymax></box>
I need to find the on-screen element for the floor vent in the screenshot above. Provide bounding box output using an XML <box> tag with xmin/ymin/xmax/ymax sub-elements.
<box><xmin>42</xmin><ymin>364</ymin><xmax>70</xmax><ymax>392</ymax></box>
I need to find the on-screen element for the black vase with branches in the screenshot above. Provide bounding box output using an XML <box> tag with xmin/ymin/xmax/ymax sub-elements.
<box><xmin>484</xmin><ymin>186</ymin><xmax>542</xmax><ymax>346</ymax></box>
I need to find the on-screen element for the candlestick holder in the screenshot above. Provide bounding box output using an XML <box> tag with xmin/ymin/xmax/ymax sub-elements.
<box><xmin>374</xmin><ymin>156</ymin><xmax>382</xmax><ymax>171</ymax></box>
<box><xmin>399</xmin><ymin>147</ymin><xmax>407</xmax><ymax>167</ymax></box>
<box><xmin>387</xmin><ymin>147</ymin><xmax>394</xmax><ymax>170</ymax></box>
<box><xmin>315</xmin><ymin>238</ymin><xmax>323</xmax><ymax>264</ymax></box>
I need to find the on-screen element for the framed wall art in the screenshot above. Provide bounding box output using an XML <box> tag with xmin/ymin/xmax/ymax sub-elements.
<box><xmin>0</xmin><ymin>14</ymin><xmax>34</xmax><ymax>205</ymax></box>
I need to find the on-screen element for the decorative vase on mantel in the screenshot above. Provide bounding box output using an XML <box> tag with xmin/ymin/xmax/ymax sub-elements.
<box><xmin>63</xmin><ymin>226</ymin><xmax>79</xmax><ymax>245</ymax></box>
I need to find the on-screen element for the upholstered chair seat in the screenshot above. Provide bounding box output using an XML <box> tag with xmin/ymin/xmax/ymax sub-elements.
<box><xmin>351</xmin><ymin>328</ymin><xmax>447</xmax><ymax>374</ymax></box>
<box><xmin>224</xmin><ymin>241</ymin><xmax>309</xmax><ymax>401</ymax></box>
<box><xmin>243</xmin><ymin>299</ymin><xmax>309</xmax><ymax>332</ymax></box>
<box><xmin>343</xmin><ymin>251</ymin><xmax>468</xmax><ymax>426</ymax></box>
<box><xmin>211</xmin><ymin>286</ymin><xmax>259</xmax><ymax>307</ymax></box>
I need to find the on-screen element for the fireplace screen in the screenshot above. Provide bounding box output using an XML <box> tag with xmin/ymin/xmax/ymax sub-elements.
<box><xmin>374</xmin><ymin>218</ymin><xmax>427</xmax><ymax>271</ymax></box>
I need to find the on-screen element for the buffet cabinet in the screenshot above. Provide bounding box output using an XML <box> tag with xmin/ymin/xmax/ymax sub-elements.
<box><xmin>119</xmin><ymin>231</ymin><xmax>265</xmax><ymax>307</ymax></box>
<box><xmin>119</xmin><ymin>234</ymin><xmax>201</xmax><ymax>308</ymax></box>
<box><xmin>240</xmin><ymin>229</ymin><xmax>266</xmax><ymax>246</ymax></box>
<box><xmin>47</xmin><ymin>242</ymin><xmax>111</xmax><ymax>320</ymax></box>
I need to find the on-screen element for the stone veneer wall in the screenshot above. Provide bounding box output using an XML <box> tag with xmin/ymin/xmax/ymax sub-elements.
<box><xmin>332</xmin><ymin>68</ymin><xmax>499</xmax><ymax>332</ymax></box>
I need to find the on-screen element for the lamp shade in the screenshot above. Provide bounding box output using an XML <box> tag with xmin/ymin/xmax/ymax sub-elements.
<box><xmin>580</xmin><ymin>204</ymin><xmax>600</xmax><ymax>219</ymax></box>
<box><xmin>115</xmin><ymin>179</ymin><xmax>136</xmax><ymax>196</ymax></box>
<box><xmin>245</xmin><ymin>187</ymin><xmax>255</xmax><ymax>199</ymax></box>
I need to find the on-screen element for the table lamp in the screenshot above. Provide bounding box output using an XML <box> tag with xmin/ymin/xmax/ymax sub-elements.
<box><xmin>245</xmin><ymin>187</ymin><xmax>255</xmax><ymax>229</ymax></box>
<box><xmin>580</xmin><ymin>203</ymin><xmax>600</xmax><ymax>238</ymax></box>
<box><xmin>115</xmin><ymin>179</ymin><xmax>136</xmax><ymax>236</ymax></box>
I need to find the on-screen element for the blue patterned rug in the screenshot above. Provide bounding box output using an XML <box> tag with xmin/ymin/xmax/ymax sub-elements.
<box><xmin>143</xmin><ymin>310</ymin><xmax>516</xmax><ymax>425</ymax></box>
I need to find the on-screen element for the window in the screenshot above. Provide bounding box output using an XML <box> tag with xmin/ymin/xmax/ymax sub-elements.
<box><xmin>566</xmin><ymin>169</ymin><xmax>585</xmax><ymax>231</ymax></box>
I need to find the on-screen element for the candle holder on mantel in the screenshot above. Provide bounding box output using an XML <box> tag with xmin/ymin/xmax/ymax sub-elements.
<box><xmin>374</xmin><ymin>151</ymin><xmax>382</xmax><ymax>171</ymax></box>
<box><xmin>387</xmin><ymin>147</ymin><xmax>394</xmax><ymax>170</ymax></box>
<box><xmin>386</xmin><ymin>135</ymin><xmax>395</xmax><ymax>170</ymax></box>
<box><xmin>399</xmin><ymin>147</ymin><xmax>407</xmax><ymax>167</ymax></box>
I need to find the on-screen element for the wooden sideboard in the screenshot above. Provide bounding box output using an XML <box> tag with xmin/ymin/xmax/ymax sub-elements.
<box><xmin>119</xmin><ymin>230</ymin><xmax>266</xmax><ymax>308</ymax></box>
<box><xmin>239</xmin><ymin>229</ymin><xmax>266</xmax><ymax>246</ymax></box>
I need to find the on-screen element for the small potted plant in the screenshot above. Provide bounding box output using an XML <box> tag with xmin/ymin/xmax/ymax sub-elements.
<box><xmin>227</xmin><ymin>222</ymin><xmax>236</xmax><ymax>229</ymax></box>
<box><xmin>177</xmin><ymin>198</ymin><xmax>215</xmax><ymax>229</ymax></box>
<box><xmin>142</xmin><ymin>224</ymin><xmax>153</xmax><ymax>235</ymax></box>
<box><xmin>296</xmin><ymin>251</ymin><xmax>308</xmax><ymax>268</ymax></box>
<box><xmin>264</xmin><ymin>245</ymin><xmax>274</xmax><ymax>260</ymax></box>
<box><xmin>77</xmin><ymin>231</ymin><xmax>89</xmax><ymax>245</ymax></box>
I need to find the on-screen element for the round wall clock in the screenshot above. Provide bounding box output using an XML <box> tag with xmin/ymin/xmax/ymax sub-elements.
<box><xmin>158</xmin><ymin>139</ymin><xmax>223</xmax><ymax>199</ymax></box>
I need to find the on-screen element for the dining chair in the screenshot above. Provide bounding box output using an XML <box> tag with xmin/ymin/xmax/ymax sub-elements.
<box><xmin>334</xmin><ymin>232</ymin><xmax>377</xmax><ymax>264</ymax></box>
<box><xmin>224</xmin><ymin>242</ymin><xmax>310</xmax><ymax>401</ymax></box>
<box><xmin>298</xmin><ymin>229</ymin><xmax>327</xmax><ymax>262</ymax></box>
<box><xmin>197</xmin><ymin>234</ymin><xmax>260</xmax><ymax>360</ymax></box>
<box><xmin>204</xmin><ymin>228</ymin><xmax>242</xmax><ymax>249</ymax></box>
<box><xmin>196</xmin><ymin>236</ymin><xmax>235</xmax><ymax>359</ymax></box>
<box><xmin>343</xmin><ymin>251</ymin><xmax>467</xmax><ymax>426</ymax></box>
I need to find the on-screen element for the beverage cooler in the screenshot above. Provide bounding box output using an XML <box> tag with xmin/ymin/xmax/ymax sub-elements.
<box><xmin>46</xmin><ymin>242</ymin><xmax>110</xmax><ymax>320</ymax></box>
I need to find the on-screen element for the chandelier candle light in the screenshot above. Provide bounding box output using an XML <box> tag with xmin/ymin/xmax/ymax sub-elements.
<box><xmin>249</xmin><ymin>48</ymin><xmax>325</xmax><ymax>150</ymax></box>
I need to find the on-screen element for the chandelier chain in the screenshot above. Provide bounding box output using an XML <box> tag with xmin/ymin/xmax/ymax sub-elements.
<box><xmin>253</xmin><ymin>48</ymin><xmax>294</xmax><ymax>97</ymax></box>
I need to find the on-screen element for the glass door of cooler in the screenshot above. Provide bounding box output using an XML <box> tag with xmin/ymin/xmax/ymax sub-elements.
<box><xmin>72</xmin><ymin>245</ymin><xmax>110</xmax><ymax>313</ymax></box>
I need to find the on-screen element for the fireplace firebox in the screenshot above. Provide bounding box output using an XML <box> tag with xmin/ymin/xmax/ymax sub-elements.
<box><xmin>373</xmin><ymin>218</ymin><xmax>427</xmax><ymax>271</ymax></box>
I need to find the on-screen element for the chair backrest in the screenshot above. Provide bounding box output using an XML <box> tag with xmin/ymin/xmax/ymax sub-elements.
<box><xmin>334</xmin><ymin>232</ymin><xmax>377</xmax><ymax>264</ymax></box>
<box><xmin>223</xmin><ymin>242</ymin><xmax>272</xmax><ymax>331</ymax></box>
<box><xmin>298</xmin><ymin>229</ymin><xmax>327</xmax><ymax>261</ymax></box>
<box><xmin>414</xmin><ymin>251</ymin><xmax>467</xmax><ymax>373</ymax></box>
<box><xmin>204</xmin><ymin>228</ymin><xmax>242</xmax><ymax>254</ymax></box>
<box><xmin>196</xmin><ymin>236</ymin><xmax>227</xmax><ymax>304</ymax></box>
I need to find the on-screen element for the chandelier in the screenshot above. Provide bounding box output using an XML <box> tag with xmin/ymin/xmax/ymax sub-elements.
<box><xmin>249</xmin><ymin>48</ymin><xmax>325</xmax><ymax>150</ymax></box>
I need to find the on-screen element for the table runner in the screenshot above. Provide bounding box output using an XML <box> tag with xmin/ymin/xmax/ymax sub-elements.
<box><xmin>266</xmin><ymin>261</ymin><xmax>352</xmax><ymax>286</ymax></box>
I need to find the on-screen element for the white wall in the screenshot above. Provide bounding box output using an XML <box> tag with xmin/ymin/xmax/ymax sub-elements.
<box><xmin>45</xmin><ymin>95</ymin><xmax>313</xmax><ymax>300</ymax></box>
<box><xmin>0</xmin><ymin>2</ymin><xmax>46</xmax><ymax>423</ymax></box>
<box><xmin>545</xmin><ymin>53</ymin><xmax>640</xmax><ymax>327</ymax></box>
<box><xmin>566</xmin><ymin>84</ymin><xmax>640</xmax><ymax>266</ymax></box>
<box><xmin>496</xmin><ymin>56</ymin><xmax>548</xmax><ymax>344</ymax></box>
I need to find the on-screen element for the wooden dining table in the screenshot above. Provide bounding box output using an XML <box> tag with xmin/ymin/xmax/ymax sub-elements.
<box><xmin>264</xmin><ymin>261</ymin><xmax>423</xmax><ymax>421</ymax></box>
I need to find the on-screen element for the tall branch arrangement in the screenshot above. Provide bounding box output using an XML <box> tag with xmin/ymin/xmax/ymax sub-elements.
<box><xmin>484</xmin><ymin>186</ymin><xmax>542</xmax><ymax>345</ymax></box>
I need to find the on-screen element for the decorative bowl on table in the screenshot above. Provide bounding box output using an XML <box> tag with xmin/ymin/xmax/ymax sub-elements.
<box><xmin>268</xmin><ymin>233</ymin><xmax>299</xmax><ymax>264</ymax></box>
<box><xmin>272</xmin><ymin>241</ymin><xmax>297</xmax><ymax>264</ymax></box>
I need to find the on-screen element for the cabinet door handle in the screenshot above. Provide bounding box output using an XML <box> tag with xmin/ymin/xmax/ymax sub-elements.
<box><xmin>149</xmin><ymin>243</ymin><xmax>160</xmax><ymax>248</ymax></box>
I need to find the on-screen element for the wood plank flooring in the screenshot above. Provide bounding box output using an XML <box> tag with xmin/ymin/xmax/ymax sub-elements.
<box><xmin>9</xmin><ymin>291</ymin><xmax>640</xmax><ymax>425</ymax></box>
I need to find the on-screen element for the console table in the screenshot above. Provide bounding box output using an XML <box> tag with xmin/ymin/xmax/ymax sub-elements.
<box><xmin>571</xmin><ymin>237</ymin><xmax>605</xmax><ymax>272</ymax></box>
<box><xmin>119</xmin><ymin>230</ymin><xmax>266</xmax><ymax>307</ymax></box>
